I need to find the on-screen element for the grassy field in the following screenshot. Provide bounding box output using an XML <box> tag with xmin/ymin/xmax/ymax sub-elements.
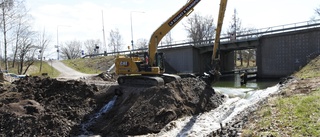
<box><xmin>30</xmin><ymin>61</ymin><xmax>61</xmax><ymax>77</ymax></box>
<box><xmin>62</xmin><ymin>56</ymin><xmax>115</xmax><ymax>74</ymax></box>
<box><xmin>242</xmin><ymin>56</ymin><xmax>320</xmax><ymax>136</ymax></box>
<box><xmin>1</xmin><ymin>61</ymin><xmax>60</xmax><ymax>78</ymax></box>
<box><xmin>1</xmin><ymin>55</ymin><xmax>115</xmax><ymax>78</ymax></box>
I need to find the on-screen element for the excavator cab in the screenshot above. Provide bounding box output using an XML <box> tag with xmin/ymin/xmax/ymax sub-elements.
<box><xmin>133</xmin><ymin>52</ymin><xmax>164</xmax><ymax>73</ymax></box>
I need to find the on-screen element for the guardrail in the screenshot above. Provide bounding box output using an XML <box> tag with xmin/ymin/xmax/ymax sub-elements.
<box><xmin>86</xmin><ymin>19</ymin><xmax>320</xmax><ymax>57</ymax></box>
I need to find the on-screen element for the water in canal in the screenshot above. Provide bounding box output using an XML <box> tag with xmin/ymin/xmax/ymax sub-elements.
<box><xmin>212</xmin><ymin>74</ymin><xmax>279</xmax><ymax>98</ymax></box>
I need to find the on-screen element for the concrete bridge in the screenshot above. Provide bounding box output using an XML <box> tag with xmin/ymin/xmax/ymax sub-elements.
<box><xmin>157</xmin><ymin>20</ymin><xmax>320</xmax><ymax>78</ymax></box>
<box><xmin>99</xmin><ymin>20</ymin><xmax>320</xmax><ymax>78</ymax></box>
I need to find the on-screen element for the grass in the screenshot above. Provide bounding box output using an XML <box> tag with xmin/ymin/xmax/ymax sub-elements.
<box><xmin>62</xmin><ymin>56</ymin><xmax>115</xmax><ymax>74</ymax></box>
<box><xmin>248</xmin><ymin>89</ymin><xmax>320</xmax><ymax>136</ymax></box>
<box><xmin>29</xmin><ymin>61</ymin><xmax>61</xmax><ymax>77</ymax></box>
<box><xmin>293</xmin><ymin>57</ymin><xmax>320</xmax><ymax>79</ymax></box>
<box><xmin>2</xmin><ymin>55</ymin><xmax>115</xmax><ymax>79</ymax></box>
<box><xmin>242</xmin><ymin>56</ymin><xmax>320</xmax><ymax>137</ymax></box>
<box><xmin>1</xmin><ymin>61</ymin><xmax>60</xmax><ymax>78</ymax></box>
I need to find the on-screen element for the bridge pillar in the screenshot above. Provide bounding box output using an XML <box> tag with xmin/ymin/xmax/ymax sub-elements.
<box><xmin>219</xmin><ymin>51</ymin><xmax>235</xmax><ymax>72</ymax></box>
<box><xmin>160</xmin><ymin>46</ymin><xmax>198</xmax><ymax>74</ymax></box>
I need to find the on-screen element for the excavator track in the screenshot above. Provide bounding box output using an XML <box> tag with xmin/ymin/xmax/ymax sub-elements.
<box><xmin>162</xmin><ymin>73</ymin><xmax>181</xmax><ymax>83</ymax></box>
<box><xmin>117</xmin><ymin>76</ymin><xmax>165</xmax><ymax>86</ymax></box>
<box><xmin>117</xmin><ymin>74</ymin><xmax>181</xmax><ymax>87</ymax></box>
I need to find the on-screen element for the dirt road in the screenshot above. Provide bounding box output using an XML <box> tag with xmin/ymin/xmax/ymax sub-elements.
<box><xmin>49</xmin><ymin>60</ymin><xmax>96</xmax><ymax>79</ymax></box>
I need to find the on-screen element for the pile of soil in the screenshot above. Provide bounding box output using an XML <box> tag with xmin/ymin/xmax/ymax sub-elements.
<box><xmin>0</xmin><ymin>76</ymin><xmax>98</xmax><ymax>136</ymax></box>
<box><xmin>0</xmin><ymin>76</ymin><xmax>225</xmax><ymax>136</ymax></box>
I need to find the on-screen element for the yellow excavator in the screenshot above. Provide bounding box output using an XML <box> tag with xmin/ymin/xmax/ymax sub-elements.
<box><xmin>115</xmin><ymin>0</ymin><xmax>228</xmax><ymax>86</ymax></box>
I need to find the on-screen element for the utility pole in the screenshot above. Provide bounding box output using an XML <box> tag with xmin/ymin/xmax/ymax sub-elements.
<box><xmin>102</xmin><ymin>10</ymin><xmax>107</xmax><ymax>54</ymax></box>
<box><xmin>56</xmin><ymin>25</ymin><xmax>71</xmax><ymax>60</ymax></box>
<box><xmin>130</xmin><ymin>11</ymin><xmax>145</xmax><ymax>50</ymax></box>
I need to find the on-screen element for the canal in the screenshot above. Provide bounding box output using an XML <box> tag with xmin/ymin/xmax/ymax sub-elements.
<box><xmin>212</xmin><ymin>74</ymin><xmax>280</xmax><ymax>98</ymax></box>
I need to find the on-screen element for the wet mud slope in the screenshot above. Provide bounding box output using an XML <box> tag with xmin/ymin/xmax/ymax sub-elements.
<box><xmin>0</xmin><ymin>76</ymin><xmax>225</xmax><ymax>136</ymax></box>
<box><xmin>83</xmin><ymin>77</ymin><xmax>225</xmax><ymax>136</ymax></box>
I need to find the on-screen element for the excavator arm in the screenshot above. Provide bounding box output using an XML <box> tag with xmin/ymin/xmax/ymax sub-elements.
<box><xmin>212</xmin><ymin>0</ymin><xmax>228</xmax><ymax>63</ymax></box>
<box><xmin>148</xmin><ymin>0</ymin><xmax>201</xmax><ymax>66</ymax></box>
<box><xmin>116</xmin><ymin>0</ymin><xmax>227</xmax><ymax>86</ymax></box>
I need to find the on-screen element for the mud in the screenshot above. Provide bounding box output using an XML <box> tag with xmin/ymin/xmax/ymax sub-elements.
<box><xmin>0</xmin><ymin>76</ymin><xmax>225</xmax><ymax>136</ymax></box>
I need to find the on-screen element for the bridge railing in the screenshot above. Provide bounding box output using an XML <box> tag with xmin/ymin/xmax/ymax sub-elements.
<box><xmin>235</xmin><ymin>19</ymin><xmax>320</xmax><ymax>39</ymax></box>
<box><xmin>88</xmin><ymin>19</ymin><xmax>320</xmax><ymax>57</ymax></box>
<box><xmin>158</xmin><ymin>18</ymin><xmax>320</xmax><ymax>48</ymax></box>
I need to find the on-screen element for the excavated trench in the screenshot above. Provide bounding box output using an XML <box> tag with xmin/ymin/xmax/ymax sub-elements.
<box><xmin>0</xmin><ymin>75</ymin><xmax>225</xmax><ymax>136</ymax></box>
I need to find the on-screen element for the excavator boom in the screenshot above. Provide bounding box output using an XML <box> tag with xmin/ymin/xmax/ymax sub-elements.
<box><xmin>148</xmin><ymin>0</ymin><xmax>201</xmax><ymax>66</ymax></box>
<box><xmin>212</xmin><ymin>0</ymin><xmax>228</xmax><ymax>62</ymax></box>
<box><xmin>115</xmin><ymin>0</ymin><xmax>228</xmax><ymax>86</ymax></box>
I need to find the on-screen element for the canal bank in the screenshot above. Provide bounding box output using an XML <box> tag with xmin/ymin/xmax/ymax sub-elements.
<box><xmin>241</xmin><ymin>55</ymin><xmax>320</xmax><ymax>136</ymax></box>
<box><xmin>148</xmin><ymin>56</ymin><xmax>320</xmax><ymax>136</ymax></box>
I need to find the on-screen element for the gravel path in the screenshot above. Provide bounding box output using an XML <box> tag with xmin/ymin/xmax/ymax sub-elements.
<box><xmin>49</xmin><ymin>60</ymin><xmax>96</xmax><ymax>79</ymax></box>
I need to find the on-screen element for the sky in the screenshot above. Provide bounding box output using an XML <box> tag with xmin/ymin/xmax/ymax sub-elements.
<box><xmin>25</xmin><ymin>0</ymin><xmax>320</xmax><ymax>59</ymax></box>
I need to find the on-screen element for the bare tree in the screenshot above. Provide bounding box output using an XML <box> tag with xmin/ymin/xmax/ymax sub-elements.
<box><xmin>226</xmin><ymin>9</ymin><xmax>246</xmax><ymax>67</ymax></box>
<box><xmin>135</xmin><ymin>38</ymin><xmax>148</xmax><ymax>50</ymax></box>
<box><xmin>12</xmin><ymin>8</ymin><xmax>31</xmax><ymax>68</ymax></box>
<box><xmin>61</xmin><ymin>40</ymin><xmax>82</xmax><ymax>59</ymax></box>
<box><xmin>241</xmin><ymin>27</ymin><xmax>257</xmax><ymax>67</ymax></box>
<box><xmin>36</xmin><ymin>28</ymin><xmax>51</xmax><ymax>72</ymax></box>
<box><xmin>16</xmin><ymin>29</ymin><xmax>36</xmax><ymax>75</ymax></box>
<box><xmin>108</xmin><ymin>28</ymin><xmax>123</xmax><ymax>53</ymax></box>
<box><xmin>316</xmin><ymin>6</ymin><xmax>320</xmax><ymax>16</ymax></box>
<box><xmin>309</xmin><ymin>5</ymin><xmax>320</xmax><ymax>23</ymax></box>
<box><xmin>226</xmin><ymin>9</ymin><xmax>257</xmax><ymax>68</ymax></box>
<box><xmin>84</xmin><ymin>39</ymin><xmax>101</xmax><ymax>55</ymax></box>
<box><xmin>183</xmin><ymin>12</ymin><xmax>215</xmax><ymax>43</ymax></box>
<box><xmin>0</xmin><ymin>0</ymin><xmax>25</xmax><ymax>71</ymax></box>
<box><xmin>226</xmin><ymin>9</ymin><xmax>243</xmax><ymax>41</ymax></box>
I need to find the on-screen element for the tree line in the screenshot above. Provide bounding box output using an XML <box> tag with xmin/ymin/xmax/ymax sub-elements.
<box><xmin>0</xmin><ymin>0</ymin><xmax>51</xmax><ymax>74</ymax></box>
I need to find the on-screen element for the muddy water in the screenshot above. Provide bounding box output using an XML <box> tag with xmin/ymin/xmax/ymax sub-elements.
<box><xmin>213</xmin><ymin>74</ymin><xmax>279</xmax><ymax>97</ymax></box>
<box><xmin>214</xmin><ymin>74</ymin><xmax>279</xmax><ymax>89</ymax></box>
<box><xmin>212</xmin><ymin>74</ymin><xmax>279</xmax><ymax>97</ymax></box>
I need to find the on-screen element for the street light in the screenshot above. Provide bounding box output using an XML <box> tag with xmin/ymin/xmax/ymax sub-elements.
<box><xmin>130</xmin><ymin>11</ymin><xmax>145</xmax><ymax>50</ymax></box>
<box><xmin>56</xmin><ymin>25</ymin><xmax>71</xmax><ymax>60</ymax></box>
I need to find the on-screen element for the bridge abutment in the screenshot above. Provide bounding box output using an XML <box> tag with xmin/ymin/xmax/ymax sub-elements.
<box><xmin>257</xmin><ymin>27</ymin><xmax>320</xmax><ymax>78</ymax></box>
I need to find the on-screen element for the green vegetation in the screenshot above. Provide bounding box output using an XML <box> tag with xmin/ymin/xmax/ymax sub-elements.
<box><xmin>247</xmin><ymin>89</ymin><xmax>320</xmax><ymax>136</ymax></box>
<box><xmin>62</xmin><ymin>56</ymin><xmax>115</xmax><ymax>74</ymax></box>
<box><xmin>242</xmin><ymin>56</ymin><xmax>320</xmax><ymax>137</ymax></box>
<box><xmin>1</xmin><ymin>61</ymin><xmax>60</xmax><ymax>78</ymax></box>
<box><xmin>294</xmin><ymin>57</ymin><xmax>320</xmax><ymax>79</ymax></box>
<box><xmin>28</xmin><ymin>61</ymin><xmax>61</xmax><ymax>77</ymax></box>
<box><xmin>2</xmin><ymin>55</ymin><xmax>115</xmax><ymax>79</ymax></box>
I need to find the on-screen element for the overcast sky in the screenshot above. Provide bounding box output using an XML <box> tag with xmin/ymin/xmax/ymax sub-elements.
<box><xmin>26</xmin><ymin>0</ymin><xmax>319</xmax><ymax>59</ymax></box>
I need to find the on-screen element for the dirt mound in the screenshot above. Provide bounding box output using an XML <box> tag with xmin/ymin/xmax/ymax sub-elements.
<box><xmin>0</xmin><ymin>76</ymin><xmax>99</xmax><ymax>136</ymax></box>
<box><xmin>76</xmin><ymin>77</ymin><xmax>225</xmax><ymax>136</ymax></box>
<box><xmin>0</xmin><ymin>76</ymin><xmax>225</xmax><ymax>136</ymax></box>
